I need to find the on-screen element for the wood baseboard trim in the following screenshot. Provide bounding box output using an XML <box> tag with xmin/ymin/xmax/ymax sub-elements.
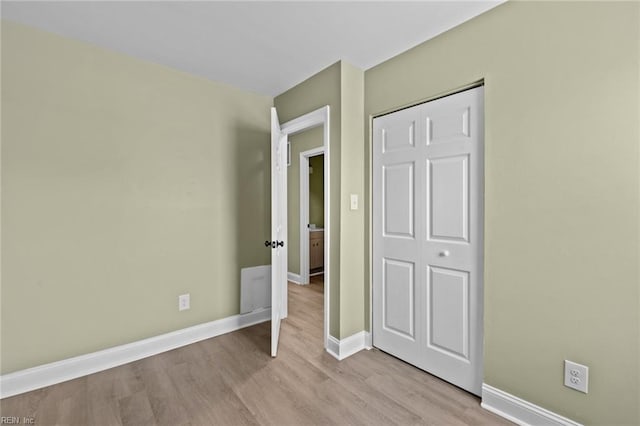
<box><xmin>481</xmin><ymin>383</ymin><xmax>582</xmax><ymax>426</ymax></box>
<box><xmin>0</xmin><ymin>308</ymin><xmax>271</xmax><ymax>399</ymax></box>
<box><xmin>326</xmin><ymin>331</ymin><xmax>372</xmax><ymax>361</ymax></box>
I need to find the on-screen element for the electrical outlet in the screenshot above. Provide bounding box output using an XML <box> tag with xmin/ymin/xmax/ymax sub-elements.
<box><xmin>178</xmin><ymin>294</ymin><xmax>190</xmax><ymax>311</ymax></box>
<box><xmin>564</xmin><ymin>360</ymin><xmax>588</xmax><ymax>393</ymax></box>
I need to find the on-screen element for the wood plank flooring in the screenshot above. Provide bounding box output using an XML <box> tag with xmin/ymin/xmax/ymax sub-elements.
<box><xmin>1</xmin><ymin>276</ymin><xmax>511</xmax><ymax>425</ymax></box>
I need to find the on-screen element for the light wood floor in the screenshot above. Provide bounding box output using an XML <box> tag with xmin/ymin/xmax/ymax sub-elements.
<box><xmin>1</xmin><ymin>276</ymin><xmax>511</xmax><ymax>425</ymax></box>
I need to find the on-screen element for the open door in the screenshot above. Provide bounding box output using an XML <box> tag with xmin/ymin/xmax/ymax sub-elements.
<box><xmin>270</xmin><ymin>107</ymin><xmax>287</xmax><ymax>357</ymax></box>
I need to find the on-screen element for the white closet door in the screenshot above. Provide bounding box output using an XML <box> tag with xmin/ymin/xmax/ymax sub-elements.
<box><xmin>373</xmin><ymin>87</ymin><xmax>484</xmax><ymax>395</ymax></box>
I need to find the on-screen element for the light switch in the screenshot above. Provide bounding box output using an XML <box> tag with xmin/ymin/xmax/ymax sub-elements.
<box><xmin>350</xmin><ymin>194</ymin><xmax>358</xmax><ymax>210</ymax></box>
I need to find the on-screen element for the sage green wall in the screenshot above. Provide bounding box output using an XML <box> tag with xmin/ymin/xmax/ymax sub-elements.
<box><xmin>286</xmin><ymin>128</ymin><xmax>323</xmax><ymax>276</ymax></box>
<box><xmin>308</xmin><ymin>155</ymin><xmax>324</xmax><ymax>228</ymax></box>
<box><xmin>275</xmin><ymin>62</ymin><xmax>342</xmax><ymax>337</ymax></box>
<box><xmin>364</xmin><ymin>2</ymin><xmax>639</xmax><ymax>424</ymax></box>
<box><xmin>339</xmin><ymin>62</ymin><xmax>365</xmax><ymax>338</ymax></box>
<box><xmin>275</xmin><ymin>61</ymin><xmax>365</xmax><ymax>339</ymax></box>
<box><xmin>1</xmin><ymin>21</ymin><xmax>273</xmax><ymax>374</ymax></box>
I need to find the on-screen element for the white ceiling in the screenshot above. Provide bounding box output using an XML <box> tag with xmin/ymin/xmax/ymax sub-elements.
<box><xmin>1</xmin><ymin>1</ymin><xmax>503</xmax><ymax>96</ymax></box>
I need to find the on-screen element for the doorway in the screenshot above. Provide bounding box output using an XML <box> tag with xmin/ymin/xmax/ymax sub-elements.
<box><xmin>270</xmin><ymin>106</ymin><xmax>331</xmax><ymax>354</ymax></box>
<box><xmin>299</xmin><ymin>148</ymin><xmax>325</xmax><ymax>285</ymax></box>
<box><xmin>371</xmin><ymin>86</ymin><xmax>484</xmax><ymax>395</ymax></box>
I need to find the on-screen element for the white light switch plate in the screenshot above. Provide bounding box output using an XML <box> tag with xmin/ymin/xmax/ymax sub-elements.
<box><xmin>350</xmin><ymin>194</ymin><xmax>358</xmax><ymax>210</ymax></box>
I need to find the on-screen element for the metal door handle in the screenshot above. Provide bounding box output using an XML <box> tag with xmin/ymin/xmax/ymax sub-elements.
<box><xmin>439</xmin><ymin>250</ymin><xmax>450</xmax><ymax>257</ymax></box>
<box><xmin>265</xmin><ymin>240</ymin><xmax>285</xmax><ymax>249</ymax></box>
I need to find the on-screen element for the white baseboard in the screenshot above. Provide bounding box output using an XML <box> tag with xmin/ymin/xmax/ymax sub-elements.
<box><xmin>327</xmin><ymin>335</ymin><xmax>340</xmax><ymax>358</ymax></box>
<box><xmin>326</xmin><ymin>331</ymin><xmax>371</xmax><ymax>361</ymax></box>
<box><xmin>364</xmin><ymin>330</ymin><xmax>372</xmax><ymax>348</ymax></box>
<box><xmin>287</xmin><ymin>272</ymin><xmax>303</xmax><ymax>284</ymax></box>
<box><xmin>481</xmin><ymin>383</ymin><xmax>582</xmax><ymax>426</ymax></box>
<box><xmin>0</xmin><ymin>308</ymin><xmax>271</xmax><ymax>399</ymax></box>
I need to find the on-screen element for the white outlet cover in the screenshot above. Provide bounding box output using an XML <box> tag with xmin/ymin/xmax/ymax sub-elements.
<box><xmin>564</xmin><ymin>360</ymin><xmax>588</xmax><ymax>393</ymax></box>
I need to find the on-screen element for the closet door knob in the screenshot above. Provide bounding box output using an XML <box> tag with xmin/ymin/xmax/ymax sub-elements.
<box><xmin>439</xmin><ymin>250</ymin><xmax>450</xmax><ymax>257</ymax></box>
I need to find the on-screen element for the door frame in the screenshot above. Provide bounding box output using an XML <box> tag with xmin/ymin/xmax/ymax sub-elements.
<box><xmin>299</xmin><ymin>147</ymin><xmax>325</xmax><ymax>285</ymax></box>
<box><xmin>280</xmin><ymin>105</ymin><xmax>330</xmax><ymax>350</ymax></box>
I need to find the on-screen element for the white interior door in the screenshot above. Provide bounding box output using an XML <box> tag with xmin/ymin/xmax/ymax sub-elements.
<box><xmin>372</xmin><ymin>86</ymin><xmax>484</xmax><ymax>395</ymax></box>
<box><xmin>270</xmin><ymin>107</ymin><xmax>287</xmax><ymax>357</ymax></box>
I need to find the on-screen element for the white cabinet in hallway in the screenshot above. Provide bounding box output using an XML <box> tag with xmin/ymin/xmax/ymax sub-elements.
<box><xmin>309</xmin><ymin>229</ymin><xmax>324</xmax><ymax>272</ymax></box>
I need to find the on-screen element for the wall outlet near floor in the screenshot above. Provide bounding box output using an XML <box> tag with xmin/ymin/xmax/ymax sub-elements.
<box><xmin>564</xmin><ymin>360</ymin><xmax>588</xmax><ymax>393</ymax></box>
<box><xmin>178</xmin><ymin>293</ymin><xmax>190</xmax><ymax>311</ymax></box>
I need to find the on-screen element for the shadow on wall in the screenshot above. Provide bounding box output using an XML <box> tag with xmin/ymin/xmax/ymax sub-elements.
<box><xmin>233</xmin><ymin>124</ymin><xmax>271</xmax><ymax>307</ymax></box>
